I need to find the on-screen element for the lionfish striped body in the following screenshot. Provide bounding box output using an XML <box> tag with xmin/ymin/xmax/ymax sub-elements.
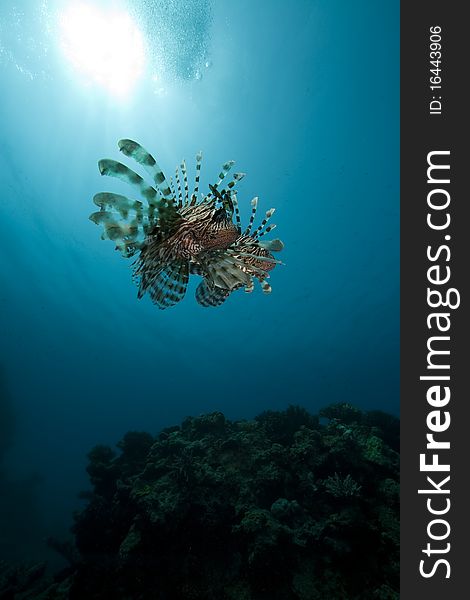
<box><xmin>90</xmin><ymin>140</ymin><xmax>283</xmax><ymax>309</ymax></box>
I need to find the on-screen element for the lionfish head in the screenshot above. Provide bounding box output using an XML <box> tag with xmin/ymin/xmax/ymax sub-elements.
<box><xmin>212</xmin><ymin>206</ymin><xmax>232</xmax><ymax>225</ymax></box>
<box><xmin>201</xmin><ymin>206</ymin><xmax>239</xmax><ymax>250</ymax></box>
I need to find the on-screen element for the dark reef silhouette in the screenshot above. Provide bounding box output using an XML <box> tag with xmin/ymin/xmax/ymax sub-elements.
<box><xmin>0</xmin><ymin>404</ymin><xmax>399</xmax><ymax>599</ymax></box>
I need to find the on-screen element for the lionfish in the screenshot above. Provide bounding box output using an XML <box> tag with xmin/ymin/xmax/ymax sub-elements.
<box><xmin>89</xmin><ymin>140</ymin><xmax>284</xmax><ymax>309</ymax></box>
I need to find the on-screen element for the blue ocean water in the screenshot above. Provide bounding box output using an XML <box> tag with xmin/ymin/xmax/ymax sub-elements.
<box><xmin>0</xmin><ymin>0</ymin><xmax>399</xmax><ymax>565</ymax></box>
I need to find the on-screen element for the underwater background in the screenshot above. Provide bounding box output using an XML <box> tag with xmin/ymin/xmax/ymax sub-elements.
<box><xmin>0</xmin><ymin>0</ymin><xmax>399</xmax><ymax>570</ymax></box>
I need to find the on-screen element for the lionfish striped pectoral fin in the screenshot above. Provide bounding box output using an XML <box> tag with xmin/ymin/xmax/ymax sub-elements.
<box><xmin>89</xmin><ymin>205</ymin><xmax>148</xmax><ymax>258</ymax></box>
<box><xmin>200</xmin><ymin>251</ymin><xmax>252</xmax><ymax>291</ymax></box>
<box><xmin>195</xmin><ymin>279</ymin><xmax>231</xmax><ymax>308</ymax></box>
<box><xmin>192</xmin><ymin>151</ymin><xmax>203</xmax><ymax>202</ymax></box>
<box><xmin>98</xmin><ymin>159</ymin><xmax>159</xmax><ymax>206</ymax></box>
<box><xmin>117</xmin><ymin>139</ymin><xmax>174</xmax><ymax>202</ymax></box>
<box><xmin>90</xmin><ymin>191</ymin><xmax>161</xmax><ymax>256</ymax></box>
<box><xmin>98</xmin><ymin>156</ymin><xmax>180</xmax><ymax>232</ymax></box>
<box><xmin>89</xmin><ymin>218</ymin><xmax>141</xmax><ymax>256</ymax></box>
<box><xmin>139</xmin><ymin>261</ymin><xmax>190</xmax><ymax>309</ymax></box>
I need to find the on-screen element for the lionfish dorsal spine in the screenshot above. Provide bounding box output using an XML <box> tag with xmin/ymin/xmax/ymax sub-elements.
<box><xmin>244</xmin><ymin>196</ymin><xmax>258</xmax><ymax>235</ymax></box>
<box><xmin>222</xmin><ymin>192</ymin><xmax>234</xmax><ymax>215</ymax></box>
<box><xmin>180</xmin><ymin>160</ymin><xmax>189</xmax><ymax>205</ymax></box>
<box><xmin>193</xmin><ymin>151</ymin><xmax>203</xmax><ymax>197</ymax></box>
<box><xmin>175</xmin><ymin>166</ymin><xmax>183</xmax><ymax>208</ymax></box>
<box><xmin>216</xmin><ymin>160</ymin><xmax>235</xmax><ymax>188</ymax></box>
<box><xmin>257</xmin><ymin>223</ymin><xmax>276</xmax><ymax>237</ymax></box>
<box><xmin>206</xmin><ymin>160</ymin><xmax>234</xmax><ymax>200</ymax></box>
<box><xmin>253</xmin><ymin>208</ymin><xmax>275</xmax><ymax>238</ymax></box>
<box><xmin>169</xmin><ymin>176</ymin><xmax>176</xmax><ymax>201</ymax></box>
<box><xmin>231</xmin><ymin>192</ymin><xmax>242</xmax><ymax>233</ymax></box>
<box><xmin>226</xmin><ymin>172</ymin><xmax>245</xmax><ymax>190</ymax></box>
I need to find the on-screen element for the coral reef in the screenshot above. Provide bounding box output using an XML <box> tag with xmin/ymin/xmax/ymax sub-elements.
<box><xmin>1</xmin><ymin>404</ymin><xmax>399</xmax><ymax>599</ymax></box>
